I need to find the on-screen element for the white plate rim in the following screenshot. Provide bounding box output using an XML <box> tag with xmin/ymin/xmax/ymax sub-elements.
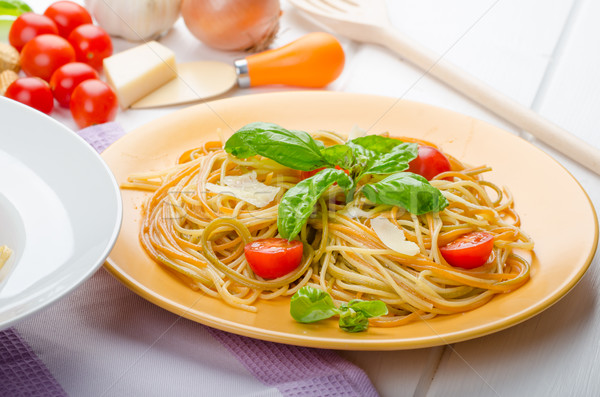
<box><xmin>0</xmin><ymin>97</ymin><xmax>123</xmax><ymax>330</ymax></box>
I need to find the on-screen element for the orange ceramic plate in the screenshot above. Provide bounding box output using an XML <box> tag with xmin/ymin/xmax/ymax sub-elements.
<box><xmin>102</xmin><ymin>92</ymin><xmax>598</xmax><ymax>350</ymax></box>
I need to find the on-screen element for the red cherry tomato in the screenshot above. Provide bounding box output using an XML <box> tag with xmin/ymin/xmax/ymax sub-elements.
<box><xmin>407</xmin><ymin>145</ymin><xmax>452</xmax><ymax>180</ymax></box>
<box><xmin>68</xmin><ymin>24</ymin><xmax>113</xmax><ymax>70</ymax></box>
<box><xmin>20</xmin><ymin>34</ymin><xmax>76</xmax><ymax>81</ymax></box>
<box><xmin>300</xmin><ymin>167</ymin><xmax>325</xmax><ymax>180</ymax></box>
<box><xmin>8</xmin><ymin>13</ymin><xmax>59</xmax><ymax>51</ymax></box>
<box><xmin>5</xmin><ymin>77</ymin><xmax>54</xmax><ymax>114</ymax></box>
<box><xmin>43</xmin><ymin>1</ymin><xmax>92</xmax><ymax>38</ymax></box>
<box><xmin>49</xmin><ymin>62</ymin><xmax>99</xmax><ymax>107</ymax></box>
<box><xmin>70</xmin><ymin>80</ymin><xmax>118</xmax><ymax>128</ymax></box>
<box><xmin>440</xmin><ymin>231</ymin><xmax>494</xmax><ymax>269</ymax></box>
<box><xmin>300</xmin><ymin>165</ymin><xmax>349</xmax><ymax>180</ymax></box>
<box><xmin>244</xmin><ymin>238</ymin><xmax>304</xmax><ymax>279</ymax></box>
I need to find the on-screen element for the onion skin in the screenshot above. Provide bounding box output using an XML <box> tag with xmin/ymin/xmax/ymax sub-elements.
<box><xmin>181</xmin><ymin>0</ymin><xmax>281</xmax><ymax>52</ymax></box>
<box><xmin>85</xmin><ymin>0</ymin><xmax>182</xmax><ymax>42</ymax></box>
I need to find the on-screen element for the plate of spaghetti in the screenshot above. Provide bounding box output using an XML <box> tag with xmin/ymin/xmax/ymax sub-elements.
<box><xmin>103</xmin><ymin>92</ymin><xmax>597</xmax><ymax>349</ymax></box>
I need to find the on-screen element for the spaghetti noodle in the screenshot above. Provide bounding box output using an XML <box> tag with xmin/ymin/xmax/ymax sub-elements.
<box><xmin>123</xmin><ymin>128</ymin><xmax>533</xmax><ymax>326</ymax></box>
<box><xmin>0</xmin><ymin>245</ymin><xmax>11</xmax><ymax>270</ymax></box>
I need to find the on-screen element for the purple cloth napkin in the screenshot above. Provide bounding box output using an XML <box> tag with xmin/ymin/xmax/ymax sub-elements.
<box><xmin>0</xmin><ymin>122</ymin><xmax>379</xmax><ymax>397</ymax></box>
<box><xmin>77</xmin><ymin>121</ymin><xmax>126</xmax><ymax>153</ymax></box>
<box><xmin>0</xmin><ymin>329</ymin><xmax>67</xmax><ymax>397</ymax></box>
<box><xmin>210</xmin><ymin>331</ymin><xmax>378</xmax><ymax>396</ymax></box>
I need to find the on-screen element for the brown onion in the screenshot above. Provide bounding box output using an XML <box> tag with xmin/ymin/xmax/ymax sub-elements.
<box><xmin>181</xmin><ymin>0</ymin><xmax>281</xmax><ymax>52</ymax></box>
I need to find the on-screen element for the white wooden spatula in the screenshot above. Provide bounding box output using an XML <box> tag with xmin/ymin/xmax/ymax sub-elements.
<box><xmin>289</xmin><ymin>0</ymin><xmax>600</xmax><ymax>175</ymax></box>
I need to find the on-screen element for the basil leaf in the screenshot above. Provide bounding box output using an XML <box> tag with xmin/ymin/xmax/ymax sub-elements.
<box><xmin>348</xmin><ymin>135</ymin><xmax>407</xmax><ymax>154</ymax></box>
<box><xmin>361</xmin><ymin>143</ymin><xmax>418</xmax><ymax>175</ymax></box>
<box><xmin>290</xmin><ymin>286</ymin><xmax>338</xmax><ymax>323</ymax></box>
<box><xmin>224</xmin><ymin>122</ymin><xmax>328</xmax><ymax>171</ymax></box>
<box><xmin>0</xmin><ymin>0</ymin><xmax>32</xmax><ymax>16</ymax></box>
<box><xmin>337</xmin><ymin>299</ymin><xmax>388</xmax><ymax>332</ymax></box>
<box><xmin>361</xmin><ymin>172</ymin><xmax>448</xmax><ymax>215</ymax></box>
<box><xmin>343</xmin><ymin>299</ymin><xmax>389</xmax><ymax>318</ymax></box>
<box><xmin>320</xmin><ymin>144</ymin><xmax>354</xmax><ymax>170</ymax></box>
<box><xmin>347</xmin><ymin>136</ymin><xmax>418</xmax><ymax>178</ymax></box>
<box><xmin>338</xmin><ymin>308</ymin><xmax>369</xmax><ymax>333</ymax></box>
<box><xmin>278</xmin><ymin>168</ymin><xmax>352</xmax><ymax>239</ymax></box>
<box><xmin>291</xmin><ymin>287</ymin><xmax>389</xmax><ymax>332</ymax></box>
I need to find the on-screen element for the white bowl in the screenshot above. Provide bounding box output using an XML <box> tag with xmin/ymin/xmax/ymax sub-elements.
<box><xmin>0</xmin><ymin>97</ymin><xmax>122</xmax><ymax>330</ymax></box>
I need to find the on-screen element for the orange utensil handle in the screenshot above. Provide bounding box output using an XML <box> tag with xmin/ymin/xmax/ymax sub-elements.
<box><xmin>237</xmin><ymin>32</ymin><xmax>345</xmax><ymax>88</ymax></box>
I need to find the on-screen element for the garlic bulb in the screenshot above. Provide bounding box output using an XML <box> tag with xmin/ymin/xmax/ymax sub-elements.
<box><xmin>84</xmin><ymin>0</ymin><xmax>182</xmax><ymax>41</ymax></box>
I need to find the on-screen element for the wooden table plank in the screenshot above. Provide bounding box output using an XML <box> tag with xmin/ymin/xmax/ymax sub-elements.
<box><xmin>338</xmin><ymin>347</ymin><xmax>444</xmax><ymax>397</ymax></box>
<box><xmin>342</xmin><ymin>0</ymin><xmax>574</xmax><ymax>131</ymax></box>
<box><xmin>428</xmin><ymin>1</ymin><xmax>600</xmax><ymax>395</ymax></box>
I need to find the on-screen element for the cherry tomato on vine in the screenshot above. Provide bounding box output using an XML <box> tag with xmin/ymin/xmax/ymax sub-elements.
<box><xmin>49</xmin><ymin>62</ymin><xmax>99</xmax><ymax>107</ymax></box>
<box><xmin>68</xmin><ymin>24</ymin><xmax>113</xmax><ymax>70</ymax></box>
<box><xmin>440</xmin><ymin>231</ymin><xmax>494</xmax><ymax>269</ymax></box>
<box><xmin>8</xmin><ymin>13</ymin><xmax>58</xmax><ymax>51</ymax></box>
<box><xmin>20</xmin><ymin>34</ymin><xmax>75</xmax><ymax>81</ymax></box>
<box><xmin>5</xmin><ymin>77</ymin><xmax>54</xmax><ymax>114</ymax></box>
<box><xmin>43</xmin><ymin>1</ymin><xmax>92</xmax><ymax>38</ymax></box>
<box><xmin>407</xmin><ymin>145</ymin><xmax>452</xmax><ymax>180</ymax></box>
<box><xmin>244</xmin><ymin>238</ymin><xmax>304</xmax><ymax>279</ymax></box>
<box><xmin>69</xmin><ymin>79</ymin><xmax>118</xmax><ymax>128</ymax></box>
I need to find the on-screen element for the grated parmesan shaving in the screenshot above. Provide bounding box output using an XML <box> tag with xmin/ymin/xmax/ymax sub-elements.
<box><xmin>370</xmin><ymin>216</ymin><xmax>420</xmax><ymax>256</ymax></box>
<box><xmin>205</xmin><ymin>171</ymin><xmax>280</xmax><ymax>208</ymax></box>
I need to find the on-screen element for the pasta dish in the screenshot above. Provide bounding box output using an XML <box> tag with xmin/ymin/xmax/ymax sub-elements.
<box><xmin>123</xmin><ymin>122</ymin><xmax>533</xmax><ymax>328</ymax></box>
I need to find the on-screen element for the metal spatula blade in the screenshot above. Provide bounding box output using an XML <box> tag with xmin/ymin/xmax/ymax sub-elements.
<box><xmin>131</xmin><ymin>62</ymin><xmax>237</xmax><ymax>108</ymax></box>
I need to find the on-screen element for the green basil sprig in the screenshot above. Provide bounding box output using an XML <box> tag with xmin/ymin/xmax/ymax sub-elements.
<box><xmin>290</xmin><ymin>286</ymin><xmax>388</xmax><ymax>333</ymax></box>
<box><xmin>290</xmin><ymin>285</ymin><xmax>338</xmax><ymax>323</ymax></box>
<box><xmin>278</xmin><ymin>168</ymin><xmax>352</xmax><ymax>239</ymax></box>
<box><xmin>348</xmin><ymin>136</ymin><xmax>418</xmax><ymax>179</ymax></box>
<box><xmin>320</xmin><ymin>144</ymin><xmax>355</xmax><ymax>170</ymax></box>
<box><xmin>362</xmin><ymin>172</ymin><xmax>448</xmax><ymax>215</ymax></box>
<box><xmin>224</xmin><ymin>122</ymin><xmax>328</xmax><ymax>171</ymax></box>
<box><xmin>224</xmin><ymin>123</ymin><xmax>448</xmax><ymax>239</ymax></box>
<box><xmin>0</xmin><ymin>0</ymin><xmax>32</xmax><ymax>17</ymax></box>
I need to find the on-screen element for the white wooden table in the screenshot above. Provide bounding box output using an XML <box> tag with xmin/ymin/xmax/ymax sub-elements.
<box><xmin>14</xmin><ymin>1</ymin><xmax>600</xmax><ymax>396</ymax></box>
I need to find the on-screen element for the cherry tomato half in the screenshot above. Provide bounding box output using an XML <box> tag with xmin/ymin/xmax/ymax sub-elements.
<box><xmin>8</xmin><ymin>12</ymin><xmax>58</xmax><ymax>51</ymax></box>
<box><xmin>68</xmin><ymin>24</ymin><xmax>112</xmax><ymax>70</ymax></box>
<box><xmin>407</xmin><ymin>145</ymin><xmax>452</xmax><ymax>180</ymax></box>
<box><xmin>20</xmin><ymin>34</ymin><xmax>76</xmax><ymax>81</ymax></box>
<box><xmin>70</xmin><ymin>79</ymin><xmax>118</xmax><ymax>128</ymax></box>
<box><xmin>440</xmin><ymin>231</ymin><xmax>494</xmax><ymax>269</ymax></box>
<box><xmin>5</xmin><ymin>77</ymin><xmax>54</xmax><ymax>114</ymax></box>
<box><xmin>300</xmin><ymin>165</ymin><xmax>349</xmax><ymax>180</ymax></box>
<box><xmin>43</xmin><ymin>1</ymin><xmax>92</xmax><ymax>38</ymax></box>
<box><xmin>50</xmin><ymin>62</ymin><xmax>99</xmax><ymax>107</ymax></box>
<box><xmin>244</xmin><ymin>238</ymin><xmax>304</xmax><ymax>279</ymax></box>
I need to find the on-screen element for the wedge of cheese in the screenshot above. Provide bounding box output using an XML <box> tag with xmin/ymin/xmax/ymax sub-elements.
<box><xmin>103</xmin><ymin>41</ymin><xmax>177</xmax><ymax>108</ymax></box>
